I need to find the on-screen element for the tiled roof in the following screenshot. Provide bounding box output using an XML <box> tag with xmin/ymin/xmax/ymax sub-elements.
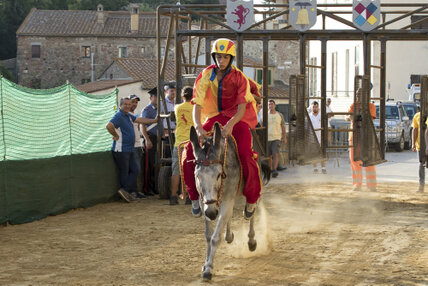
<box><xmin>17</xmin><ymin>9</ymin><xmax>171</xmax><ymax>37</ymax></box>
<box><xmin>77</xmin><ymin>79</ymin><xmax>138</xmax><ymax>93</ymax></box>
<box><xmin>114</xmin><ymin>58</ymin><xmax>177</xmax><ymax>88</ymax></box>
<box><xmin>268</xmin><ymin>85</ymin><xmax>288</xmax><ymax>99</ymax></box>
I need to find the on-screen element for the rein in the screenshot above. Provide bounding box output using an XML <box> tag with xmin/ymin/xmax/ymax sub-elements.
<box><xmin>193</xmin><ymin>137</ymin><xmax>228</xmax><ymax>207</ymax></box>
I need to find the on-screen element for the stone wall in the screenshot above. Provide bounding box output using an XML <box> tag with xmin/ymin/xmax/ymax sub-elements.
<box><xmin>182</xmin><ymin>36</ymin><xmax>301</xmax><ymax>85</ymax></box>
<box><xmin>17</xmin><ymin>36</ymin><xmax>166</xmax><ymax>89</ymax></box>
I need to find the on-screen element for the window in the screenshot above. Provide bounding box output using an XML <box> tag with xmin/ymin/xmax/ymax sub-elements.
<box><xmin>141</xmin><ymin>47</ymin><xmax>146</xmax><ymax>54</ymax></box>
<box><xmin>82</xmin><ymin>46</ymin><xmax>91</xmax><ymax>58</ymax></box>
<box><xmin>309</xmin><ymin>57</ymin><xmax>317</xmax><ymax>97</ymax></box>
<box><xmin>345</xmin><ymin>49</ymin><xmax>350</xmax><ymax>96</ymax></box>
<box><xmin>256</xmin><ymin>69</ymin><xmax>272</xmax><ymax>85</ymax></box>
<box><xmin>354</xmin><ymin>46</ymin><xmax>360</xmax><ymax>76</ymax></box>
<box><xmin>331</xmin><ymin>52</ymin><xmax>338</xmax><ymax>96</ymax></box>
<box><xmin>160</xmin><ymin>47</ymin><xmax>165</xmax><ymax>57</ymax></box>
<box><xmin>81</xmin><ymin>78</ymin><xmax>91</xmax><ymax>84</ymax></box>
<box><xmin>31</xmin><ymin>45</ymin><xmax>41</xmax><ymax>59</ymax></box>
<box><xmin>118</xmin><ymin>47</ymin><xmax>127</xmax><ymax>58</ymax></box>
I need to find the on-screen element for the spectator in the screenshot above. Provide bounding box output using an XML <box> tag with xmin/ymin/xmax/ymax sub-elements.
<box><xmin>141</xmin><ymin>87</ymin><xmax>159</xmax><ymax>196</ymax></box>
<box><xmin>309</xmin><ymin>101</ymin><xmax>327</xmax><ymax>174</ymax></box>
<box><xmin>169</xmin><ymin>86</ymin><xmax>194</xmax><ymax>205</ymax></box>
<box><xmin>411</xmin><ymin>111</ymin><xmax>428</xmax><ymax>193</ymax></box>
<box><xmin>267</xmin><ymin>99</ymin><xmax>287</xmax><ymax>178</ymax></box>
<box><xmin>106</xmin><ymin>97</ymin><xmax>157</xmax><ymax>202</ymax></box>
<box><xmin>162</xmin><ymin>83</ymin><xmax>176</xmax><ymax>159</ymax></box>
<box><xmin>129</xmin><ymin>94</ymin><xmax>146</xmax><ymax>199</ymax></box>
<box><xmin>346</xmin><ymin>89</ymin><xmax>377</xmax><ymax>191</ymax></box>
<box><xmin>326</xmin><ymin>97</ymin><xmax>334</xmax><ymax>142</ymax></box>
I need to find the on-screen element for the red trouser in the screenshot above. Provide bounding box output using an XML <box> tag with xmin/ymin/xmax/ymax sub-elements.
<box><xmin>349</xmin><ymin>147</ymin><xmax>377</xmax><ymax>188</ymax></box>
<box><xmin>182</xmin><ymin>114</ymin><xmax>261</xmax><ymax>204</ymax></box>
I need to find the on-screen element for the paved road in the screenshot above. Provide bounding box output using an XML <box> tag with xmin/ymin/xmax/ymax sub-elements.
<box><xmin>277</xmin><ymin>150</ymin><xmax>420</xmax><ymax>185</ymax></box>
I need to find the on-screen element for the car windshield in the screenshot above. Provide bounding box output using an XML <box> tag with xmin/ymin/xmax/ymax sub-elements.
<box><xmin>376</xmin><ymin>106</ymin><xmax>400</xmax><ymax>120</ymax></box>
<box><xmin>403</xmin><ymin>104</ymin><xmax>417</xmax><ymax>120</ymax></box>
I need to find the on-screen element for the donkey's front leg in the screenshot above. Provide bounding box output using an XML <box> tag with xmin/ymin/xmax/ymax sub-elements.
<box><xmin>202</xmin><ymin>202</ymin><xmax>234</xmax><ymax>280</ymax></box>
<box><xmin>203</xmin><ymin>216</ymin><xmax>214</xmax><ymax>268</ymax></box>
<box><xmin>248</xmin><ymin>216</ymin><xmax>257</xmax><ymax>252</ymax></box>
<box><xmin>225</xmin><ymin>218</ymin><xmax>234</xmax><ymax>244</ymax></box>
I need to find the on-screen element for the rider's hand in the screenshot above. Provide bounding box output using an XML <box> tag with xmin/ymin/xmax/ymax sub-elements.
<box><xmin>222</xmin><ymin>121</ymin><xmax>234</xmax><ymax>138</ymax></box>
<box><xmin>113</xmin><ymin>135</ymin><xmax>119</xmax><ymax>141</ymax></box>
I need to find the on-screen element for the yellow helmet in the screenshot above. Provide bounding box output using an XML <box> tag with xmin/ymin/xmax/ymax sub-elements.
<box><xmin>211</xmin><ymin>38</ymin><xmax>236</xmax><ymax>57</ymax></box>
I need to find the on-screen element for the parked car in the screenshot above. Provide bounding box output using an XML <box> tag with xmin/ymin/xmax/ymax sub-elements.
<box><xmin>401</xmin><ymin>101</ymin><xmax>419</xmax><ymax>148</ymax></box>
<box><xmin>374</xmin><ymin>102</ymin><xmax>411</xmax><ymax>152</ymax></box>
<box><xmin>401</xmin><ymin>101</ymin><xmax>419</xmax><ymax>121</ymax></box>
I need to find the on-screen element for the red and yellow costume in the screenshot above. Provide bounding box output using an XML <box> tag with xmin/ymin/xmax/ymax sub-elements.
<box><xmin>348</xmin><ymin>102</ymin><xmax>377</xmax><ymax>189</ymax></box>
<box><xmin>182</xmin><ymin>39</ymin><xmax>262</xmax><ymax>204</ymax></box>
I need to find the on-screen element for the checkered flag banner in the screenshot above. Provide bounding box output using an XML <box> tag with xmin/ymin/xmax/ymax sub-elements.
<box><xmin>353</xmin><ymin>0</ymin><xmax>380</xmax><ymax>32</ymax></box>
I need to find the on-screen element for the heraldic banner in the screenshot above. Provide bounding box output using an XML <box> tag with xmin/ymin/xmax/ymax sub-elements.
<box><xmin>353</xmin><ymin>0</ymin><xmax>381</xmax><ymax>31</ymax></box>
<box><xmin>227</xmin><ymin>0</ymin><xmax>254</xmax><ymax>32</ymax></box>
<box><xmin>289</xmin><ymin>0</ymin><xmax>317</xmax><ymax>32</ymax></box>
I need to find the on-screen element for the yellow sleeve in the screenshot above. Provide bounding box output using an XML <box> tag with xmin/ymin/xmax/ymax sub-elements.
<box><xmin>192</xmin><ymin>68</ymin><xmax>212</xmax><ymax>108</ymax></box>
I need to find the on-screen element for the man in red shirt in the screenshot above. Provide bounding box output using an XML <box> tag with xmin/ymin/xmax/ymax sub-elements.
<box><xmin>182</xmin><ymin>38</ymin><xmax>261</xmax><ymax>219</ymax></box>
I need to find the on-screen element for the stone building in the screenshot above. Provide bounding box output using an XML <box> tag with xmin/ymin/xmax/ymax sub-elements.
<box><xmin>16</xmin><ymin>4</ymin><xmax>172</xmax><ymax>89</ymax></box>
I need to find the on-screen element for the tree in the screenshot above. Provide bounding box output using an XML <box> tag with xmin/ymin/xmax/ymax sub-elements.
<box><xmin>0</xmin><ymin>63</ymin><xmax>14</xmax><ymax>81</ymax></box>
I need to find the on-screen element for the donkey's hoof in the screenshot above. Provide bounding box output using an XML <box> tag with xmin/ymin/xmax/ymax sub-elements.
<box><xmin>202</xmin><ymin>271</ymin><xmax>212</xmax><ymax>281</ymax></box>
<box><xmin>225</xmin><ymin>232</ymin><xmax>234</xmax><ymax>244</ymax></box>
<box><xmin>248</xmin><ymin>240</ymin><xmax>257</xmax><ymax>252</ymax></box>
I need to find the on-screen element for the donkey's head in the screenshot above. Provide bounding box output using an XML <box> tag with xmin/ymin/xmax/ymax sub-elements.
<box><xmin>189</xmin><ymin>122</ymin><xmax>223</xmax><ymax>220</ymax></box>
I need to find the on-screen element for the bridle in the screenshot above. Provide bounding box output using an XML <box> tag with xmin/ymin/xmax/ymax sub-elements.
<box><xmin>192</xmin><ymin>137</ymin><xmax>228</xmax><ymax>207</ymax></box>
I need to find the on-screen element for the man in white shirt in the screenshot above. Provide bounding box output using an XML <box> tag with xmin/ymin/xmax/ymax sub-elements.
<box><xmin>309</xmin><ymin>101</ymin><xmax>326</xmax><ymax>174</ymax></box>
<box><xmin>268</xmin><ymin>100</ymin><xmax>287</xmax><ymax>178</ymax></box>
<box><xmin>163</xmin><ymin>83</ymin><xmax>176</xmax><ymax>158</ymax></box>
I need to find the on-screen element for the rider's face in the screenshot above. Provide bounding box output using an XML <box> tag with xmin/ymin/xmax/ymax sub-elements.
<box><xmin>215</xmin><ymin>53</ymin><xmax>232</xmax><ymax>71</ymax></box>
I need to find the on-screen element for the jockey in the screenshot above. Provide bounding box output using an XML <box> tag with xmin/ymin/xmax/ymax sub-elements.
<box><xmin>182</xmin><ymin>38</ymin><xmax>262</xmax><ymax>219</ymax></box>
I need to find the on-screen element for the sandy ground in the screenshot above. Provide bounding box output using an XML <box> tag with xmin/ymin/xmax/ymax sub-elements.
<box><xmin>1</xmin><ymin>174</ymin><xmax>427</xmax><ymax>286</ymax></box>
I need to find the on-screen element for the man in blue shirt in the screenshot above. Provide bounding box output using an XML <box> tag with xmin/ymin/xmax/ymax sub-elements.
<box><xmin>141</xmin><ymin>87</ymin><xmax>159</xmax><ymax>196</ymax></box>
<box><xmin>106</xmin><ymin>97</ymin><xmax>157</xmax><ymax>202</ymax></box>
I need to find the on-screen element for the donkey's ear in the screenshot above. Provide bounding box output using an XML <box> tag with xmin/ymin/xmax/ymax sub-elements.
<box><xmin>189</xmin><ymin>126</ymin><xmax>201</xmax><ymax>154</ymax></box>
<box><xmin>213</xmin><ymin>122</ymin><xmax>222</xmax><ymax>147</ymax></box>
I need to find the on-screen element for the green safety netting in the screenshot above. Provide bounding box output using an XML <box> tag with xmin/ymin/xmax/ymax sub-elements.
<box><xmin>0</xmin><ymin>76</ymin><xmax>121</xmax><ymax>224</ymax></box>
<box><xmin>0</xmin><ymin>76</ymin><xmax>118</xmax><ymax>161</ymax></box>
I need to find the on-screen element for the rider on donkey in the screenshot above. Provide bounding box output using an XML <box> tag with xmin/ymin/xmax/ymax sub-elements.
<box><xmin>182</xmin><ymin>38</ymin><xmax>262</xmax><ymax>220</ymax></box>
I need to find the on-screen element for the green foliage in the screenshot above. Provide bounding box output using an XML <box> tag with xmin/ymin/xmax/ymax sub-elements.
<box><xmin>0</xmin><ymin>63</ymin><xmax>14</xmax><ymax>81</ymax></box>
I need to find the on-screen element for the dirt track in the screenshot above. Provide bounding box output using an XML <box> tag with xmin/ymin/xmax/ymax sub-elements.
<box><xmin>1</xmin><ymin>181</ymin><xmax>427</xmax><ymax>285</ymax></box>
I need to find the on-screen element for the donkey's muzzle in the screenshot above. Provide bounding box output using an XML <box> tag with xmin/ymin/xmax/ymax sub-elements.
<box><xmin>205</xmin><ymin>208</ymin><xmax>218</xmax><ymax>221</ymax></box>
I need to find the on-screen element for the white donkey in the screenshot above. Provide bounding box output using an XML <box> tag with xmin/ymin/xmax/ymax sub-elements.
<box><xmin>189</xmin><ymin>122</ymin><xmax>269</xmax><ymax>280</ymax></box>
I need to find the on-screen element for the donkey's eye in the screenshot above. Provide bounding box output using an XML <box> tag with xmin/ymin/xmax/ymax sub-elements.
<box><xmin>217</xmin><ymin>174</ymin><xmax>221</xmax><ymax>180</ymax></box>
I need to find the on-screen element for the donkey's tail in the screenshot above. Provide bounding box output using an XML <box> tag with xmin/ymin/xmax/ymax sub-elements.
<box><xmin>260</xmin><ymin>162</ymin><xmax>271</xmax><ymax>186</ymax></box>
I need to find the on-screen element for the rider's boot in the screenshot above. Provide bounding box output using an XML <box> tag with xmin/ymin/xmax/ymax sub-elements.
<box><xmin>191</xmin><ymin>200</ymin><xmax>202</xmax><ymax>217</ymax></box>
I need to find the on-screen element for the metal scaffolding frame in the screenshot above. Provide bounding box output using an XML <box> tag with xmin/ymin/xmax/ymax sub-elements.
<box><xmin>155</xmin><ymin>2</ymin><xmax>428</xmax><ymax>166</ymax></box>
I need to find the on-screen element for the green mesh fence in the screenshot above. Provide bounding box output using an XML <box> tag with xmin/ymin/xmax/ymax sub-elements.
<box><xmin>0</xmin><ymin>76</ymin><xmax>117</xmax><ymax>161</ymax></box>
<box><xmin>0</xmin><ymin>76</ymin><xmax>120</xmax><ymax>224</ymax></box>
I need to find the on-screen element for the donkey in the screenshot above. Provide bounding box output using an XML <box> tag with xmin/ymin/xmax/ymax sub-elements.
<box><xmin>189</xmin><ymin>122</ymin><xmax>269</xmax><ymax>280</ymax></box>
